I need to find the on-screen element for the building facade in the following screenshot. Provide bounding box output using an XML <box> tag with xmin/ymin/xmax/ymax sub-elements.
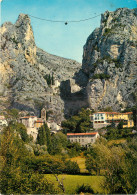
<box><xmin>67</xmin><ymin>132</ymin><xmax>99</xmax><ymax>147</ymax></box>
<box><xmin>0</xmin><ymin>115</ymin><xmax>8</xmax><ymax>128</ymax></box>
<box><xmin>20</xmin><ymin>116</ymin><xmax>37</xmax><ymax>128</ymax></box>
<box><xmin>92</xmin><ymin>112</ymin><xmax>134</xmax><ymax>129</ymax></box>
<box><xmin>34</xmin><ymin>119</ymin><xmax>44</xmax><ymax>129</ymax></box>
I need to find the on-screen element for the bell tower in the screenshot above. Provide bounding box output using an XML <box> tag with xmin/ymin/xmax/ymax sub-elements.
<box><xmin>41</xmin><ymin>108</ymin><xmax>46</xmax><ymax>122</ymax></box>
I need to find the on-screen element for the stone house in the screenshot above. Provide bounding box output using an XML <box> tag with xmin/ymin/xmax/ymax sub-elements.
<box><xmin>67</xmin><ymin>132</ymin><xmax>99</xmax><ymax>147</ymax></box>
<box><xmin>34</xmin><ymin>119</ymin><xmax>44</xmax><ymax>129</ymax></box>
<box><xmin>20</xmin><ymin>116</ymin><xmax>37</xmax><ymax>128</ymax></box>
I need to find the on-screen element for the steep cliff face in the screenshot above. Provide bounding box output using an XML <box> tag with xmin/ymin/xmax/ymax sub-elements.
<box><xmin>82</xmin><ymin>8</ymin><xmax>137</xmax><ymax>111</ymax></box>
<box><xmin>0</xmin><ymin>8</ymin><xmax>136</xmax><ymax>121</ymax></box>
<box><xmin>0</xmin><ymin>14</ymin><xmax>86</xmax><ymax>121</ymax></box>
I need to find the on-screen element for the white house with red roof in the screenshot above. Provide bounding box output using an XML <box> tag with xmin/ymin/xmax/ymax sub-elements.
<box><xmin>67</xmin><ymin>132</ymin><xmax>99</xmax><ymax>147</ymax></box>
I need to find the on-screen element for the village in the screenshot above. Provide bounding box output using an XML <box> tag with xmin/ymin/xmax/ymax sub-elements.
<box><xmin>0</xmin><ymin>107</ymin><xmax>134</xmax><ymax>147</ymax></box>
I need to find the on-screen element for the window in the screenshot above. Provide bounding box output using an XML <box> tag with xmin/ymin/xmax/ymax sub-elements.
<box><xmin>91</xmin><ymin>139</ymin><xmax>93</xmax><ymax>142</ymax></box>
<box><xmin>79</xmin><ymin>139</ymin><xmax>80</xmax><ymax>142</ymax></box>
<box><xmin>82</xmin><ymin>139</ymin><xmax>84</xmax><ymax>142</ymax></box>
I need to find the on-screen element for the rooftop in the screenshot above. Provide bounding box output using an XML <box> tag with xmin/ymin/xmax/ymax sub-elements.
<box><xmin>94</xmin><ymin>112</ymin><xmax>133</xmax><ymax>115</ymax></box>
<box><xmin>67</xmin><ymin>132</ymin><xmax>98</xmax><ymax>136</ymax></box>
<box><xmin>20</xmin><ymin>116</ymin><xmax>37</xmax><ymax>119</ymax></box>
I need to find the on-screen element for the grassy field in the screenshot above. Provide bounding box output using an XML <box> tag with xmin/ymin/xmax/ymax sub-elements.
<box><xmin>45</xmin><ymin>174</ymin><xmax>105</xmax><ymax>194</ymax></box>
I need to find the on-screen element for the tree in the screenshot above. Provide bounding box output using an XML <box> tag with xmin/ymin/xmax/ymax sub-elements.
<box><xmin>37</xmin><ymin>125</ymin><xmax>47</xmax><ymax>146</ymax></box>
<box><xmin>85</xmin><ymin>138</ymin><xmax>137</xmax><ymax>194</ymax></box>
<box><xmin>44</xmin><ymin>123</ymin><xmax>52</xmax><ymax>153</ymax></box>
<box><xmin>117</xmin><ymin>120</ymin><xmax>124</xmax><ymax>129</ymax></box>
<box><xmin>76</xmin><ymin>184</ymin><xmax>94</xmax><ymax>194</ymax></box>
<box><xmin>8</xmin><ymin>121</ymin><xmax>30</xmax><ymax>142</ymax></box>
<box><xmin>0</xmin><ymin>126</ymin><xmax>29</xmax><ymax>193</ymax></box>
<box><xmin>64</xmin><ymin>160</ymin><xmax>80</xmax><ymax>174</ymax></box>
<box><xmin>51</xmin><ymin>72</ymin><xmax>54</xmax><ymax>85</ymax></box>
<box><xmin>0</xmin><ymin>126</ymin><xmax>60</xmax><ymax>194</ymax></box>
<box><xmin>36</xmin><ymin>123</ymin><xmax>52</xmax><ymax>152</ymax></box>
<box><xmin>61</xmin><ymin>108</ymin><xmax>92</xmax><ymax>133</ymax></box>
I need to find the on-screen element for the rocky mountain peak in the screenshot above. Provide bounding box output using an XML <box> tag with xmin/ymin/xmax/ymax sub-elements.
<box><xmin>0</xmin><ymin>13</ymin><xmax>84</xmax><ymax>121</ymax></box>
<box><xmin>82</xmin><ymin>8</ymin><xmax>137</xmax><ymax>111</ymax></box>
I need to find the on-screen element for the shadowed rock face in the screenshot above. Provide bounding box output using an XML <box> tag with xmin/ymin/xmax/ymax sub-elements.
<box><xmin>0</xmin><ymin>8</ymin><xmax>137</xmax><ymax>122</ymax></box>
<box><xmin>82</xmin><ymin>8</ymin><xmax>137</xmax><ymax>111</ymax></box>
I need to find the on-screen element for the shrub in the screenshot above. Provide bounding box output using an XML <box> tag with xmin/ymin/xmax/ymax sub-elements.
<box><xmin>64</xmin><ymin>160</ymin><xmax>80</xmax><ymax>174</ymax></box>
<box><xmin>93</xmin><ymin>73</ymin><xmax>110</xmax><ymax>80</ymax></box>
<box><xmin>76</xmin><ymin>184</ymin><xmax>94</xmax><ymax>194</ymax></box>
<box><xmin>103</xmin><ymin>28</ymin><xmax>111</xmax><ymax>36</ymax></box>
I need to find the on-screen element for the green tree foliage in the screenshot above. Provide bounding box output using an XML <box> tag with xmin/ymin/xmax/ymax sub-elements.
<box><xmin>0</xmin><ymin>125</ymin><xmax>60</xmax><ymax>194</ymax></box>
<box><xmin>92</xmin><ymin>73</ymin><xmax>110</xmax><ymax>80</ymax></box>
<box><xmin>37</xmin><ymin>123</ymin><xmax>52</xmax><ymax>153</ymax></box>
<box><xmin>64</xmin><ymin>160</ymin><xmax>80</xmax><ymax>174</ymax></box>
<box><xmin>117</xmin><ymin>120</ymin><xmax>124</xmax><ymax>129</ymax></box>
<box><xmin>51</xmin><ymin>132</ymin><xmax>68</xmax><ymax>155</ymax></box>
<box><xmin>76</xmin><ymin>184</ymin><xmax>94</xmax><ymax>194</ymax></box>
<box><xmin>44</xmin><ymin>123</ymin><xmax>52</xmax><ymax>153</ymax></box>
<box><xmin>37</xmin><ymin>125</ymin><xmax>47</xmax><ymax>146</ymax></box>
<box><xmin>8</xmin><ymin>108</ymin><xmax>19</xmax><ymax>119</ymax></box>
<box><xmin>61</xmin><ymin>108</ymin><xmax>92</xmax><ymax>133</ymax></box>
<box><xmin>51</xmin><ymin>72</ymin><xmax>55</xmax><ymax>85</ymax></box>
<box><xmin>67</xmin><ymin>142</ymin><xmax>82</xmax><ymax>157</ymax></box>
<box><xmin>100</xmin><ymin>106</ymin><xmax>113</xmax><ymax>112</ymax></box>
<box><xmin>24</xmin><ymin>155</ymin><xmax>80</xmax><ymax>175</ymax></box>
<box><xmin>105</xmin><ymin>127</ymin><xmax>133</xmax><ymax>140</ymax></box>
<box><xmin>44</xmin><ymin>73</ymin><xmax>55</xmax><ymax>86</ymax></box>
<box><xmin>0</xmin><ymin>126</ymin><xmax>29</xmax><ymax>193</ymax></box>
<box><xmin>8</xmin><ymin>121</ymin><xmax>30</xmax><ymax>142</ymax></box>
<box><xmin>85</xmin><ymin>138</ymin><xmax>137</xmax><ymax>194</ymax></box>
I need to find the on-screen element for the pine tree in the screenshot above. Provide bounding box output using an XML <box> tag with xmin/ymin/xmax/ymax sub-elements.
<box><xmin>51</xmin><ymin>72</ymin><xmax>54</xmax><ymax>85</ymax></box>
<box><xmin>44</xmin><ymin>123</ymin><xmax>52</xmax><ymax>153</ymax></box>
<box><xmin>37</xmin><ymin>126</ymin><xmax>47</xmax><ymax>145</ymax></box>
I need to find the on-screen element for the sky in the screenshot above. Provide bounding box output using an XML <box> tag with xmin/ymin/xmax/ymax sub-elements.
<box><xmin>0</xmin><ymin>0</ymin><xmax>137</xmax><ymax>63</ymax></box>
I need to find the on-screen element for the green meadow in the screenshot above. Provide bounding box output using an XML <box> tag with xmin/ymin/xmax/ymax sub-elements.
<box><xmin>45</xmin><ymin>174</ymin><xmax>105</xmax><ymax>194</ymax></box>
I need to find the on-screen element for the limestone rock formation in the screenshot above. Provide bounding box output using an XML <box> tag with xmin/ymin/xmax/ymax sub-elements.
<box><xmin>0</xmin><ymin>8</ymin><xmax>137</xmax><ymax>122</ymax></box>
<box><xmin>82</xmin><ymin>8</ymin><xmax>137</xmax><ymax>111</ymax></box>
<box><xmin>0</xmin><ymin>13</ymin><xmax>85</xmax><ymax>122</ymax></box>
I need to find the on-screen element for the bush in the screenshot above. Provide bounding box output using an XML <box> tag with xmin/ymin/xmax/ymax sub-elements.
<box><xmin>64</xmin><ymin>160</ymin><xmax>80</xmax><ymax>174</ymax></box>
<box><xmin>103</xmin><ymin>28</ymin><xmax>111</xmax><ymax>36</ymax></box>
<box><xmin>76</xmin><ymin>184</ymin><xmax>94</xmax><ymax>194</ymax></box>
<box><xmin>93</xmin><ymin>73</ymin><xmax>110</xmax><ymax>80</ymax></box>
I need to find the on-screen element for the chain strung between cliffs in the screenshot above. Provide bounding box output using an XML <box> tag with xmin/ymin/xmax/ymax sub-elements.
<box><xmin>28</xmin><ymin>13</ymin><xmax>101</xmax><ymax>25</ymax></box>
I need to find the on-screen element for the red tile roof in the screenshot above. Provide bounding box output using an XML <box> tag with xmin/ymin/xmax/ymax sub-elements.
<box><xmin>35</xmin><ymin>120</ymin><xmax>44</xmax><ymax>123</ymax></box>
<box><xmin>67</xmin><ymin>132</ymin><xmax>98</xmax><ymax>136</ymax></box>
<box><xmin>94</xmin><ymin>112</ymin><xmax>133</xmax><ymax>115</ymax></box>
<box><xmin>20</xmin><ymin>116</ymin><xmax>37</xmax><ymax>119</ymax></box>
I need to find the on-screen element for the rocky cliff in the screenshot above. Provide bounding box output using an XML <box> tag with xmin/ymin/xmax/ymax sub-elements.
<box><xmin>0</xmin><ymin>14</ymin><xmax>87</xmax><ymax>122</ymax></box>
<box><xmin>83</xmin><ymin>8</ymin><xmax>137</xmax><ymax>111</ymax></box>
<box><xmin>0</xmin><ymin>8</ymin><xmax>137</xmax><ymax>122</ymax></box>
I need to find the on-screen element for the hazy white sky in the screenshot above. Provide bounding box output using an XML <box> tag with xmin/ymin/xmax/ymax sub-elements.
<box><xmin>1</xmin><ymin>0</ymin><xmax>137</xmax><ymax>62</ymax></box>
